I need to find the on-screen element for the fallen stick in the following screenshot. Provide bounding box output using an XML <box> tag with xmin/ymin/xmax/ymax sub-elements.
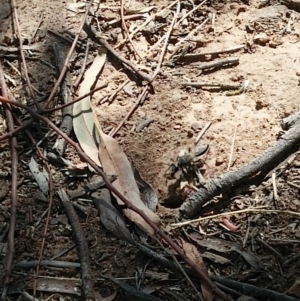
<box><xmin>180</xmin><ymin>111</ymin><xmax>300</xmax><ymax>218</ymax></box>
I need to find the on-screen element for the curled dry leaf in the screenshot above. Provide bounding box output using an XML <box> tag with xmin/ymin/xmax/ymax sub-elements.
<box><xmin>98</xmin><ymin>130</ymin><xmax>160</xmax><ymax>235</ymax></box>
<box><xmin>73</xmin><ymin>47</ymin><xmax>107</xmax><ymax>167</ymax></box>
<box><xmin>179</xmin><ymin>238</ymin><xmax>214</xmax><ymax>301</ymax></box>
<box><xmin>134</xmin><ymin>167</ymin><xmax>158</xmax><ymax>212</ymax></box>
<box><xmin>189</xmin><ymin>233</ymin><xmax>260</xmax><ymax>269</ymax></box>
<box><xmin>92</xmin><ymin>188</ymin><xmax>134</xmax><ymax>244</ymax></box>
<box><xmin>28</xmin><ymin>156</ymin><xmax>49</xmax><ymax>195</ymax></box>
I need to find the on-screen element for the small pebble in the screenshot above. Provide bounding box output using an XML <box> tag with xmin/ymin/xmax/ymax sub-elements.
<box><xmin>215</xmin><ymin>156</ymin><xmax>224</xmax><ymax>166</ymax></box>
<box><xmin>191</xmin><ymin>121</ymin><xmax>204</xmax><ymax>131</ymax></box>
<box><xmin>136</xmin><ymin>118</ymin><xmax>154</xmax><ymax>132</ymax></box>
<box><xmin>253</xmin><ymin>33</ymin><xmax>270</xmax><ymax>45</ymax></box>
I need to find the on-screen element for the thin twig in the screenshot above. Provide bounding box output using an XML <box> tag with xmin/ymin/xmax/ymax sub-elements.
<box><xmin>57</xmin><ymin>189</ymin><xmax>94</xmax><ymax>299</ymax></box>
<box><xmin>11</xmin><ymin>0</ymin><xmax>40</xmax><ymax>111</ymax></box>
<box><xmin>195</xmin><ymin>121</ymin><xmax>211</xmax><ymax>145</ymax></box>
<box><xmin>0</xmin><ymin>62</ymin><xmax>19</xmax><ymax>296</ymax></box>
<box><xmin>150</xmin><ymin>0</ymin><xmax>207</xmax><ymax>54</ymax></box>
<box><xmin>256</xmin><ymin>237</ymin><xmax>284</xmax><ymax>262</ymax></box>
<box><xmin>0</xmin><ymin>84</ymin><xmax>108</xmax><ymax>143</ymax></box>
<box><xmin>120</xmin><ymin>0</ymin><xmax>142</xmax><ymax>60</ymax></box>
<box><xmin>152</xmin><ymin>1</ymin><xmax>181</xmax><ymax>80</ymax></box>
<box><xmin>110</xmin><ymin>85</ymin><xmax>149</xmax><ymax>137</ymax></box>
<box><xmin>52</xmin><ymin>43</ymin><xmax>73</xmax><ymax>155</ymax></box>
<box><xmin>171</xmin><ymin>206</ymin><xmax>300</xmax><ymax>228</ymax></box>
<box><xmin>45</xmin><ymin>84</ymin><xmax>108</xmax><ymax>114</ymax></box>
<box><xmin>73</xmin><ymin>40</ymin><xmax>91</xmax><ymax>89</ymax></box>
<box><xmin>115</xmin><ymin>0</ymin><xmax>179</xmax><ymax>49</ymax></box>
<box><xmin>44</xmin><ymin>1</ymin><xmax>92</xmax><ymax>109</ymax></box>
<box><xmin>272</xmin><ymin>172</ymin><xmax>279</xmax><ymax>202</ymax></box>
<box><xmin>107</xmin><ymin>79</ymin><xmax>130</xmax><ymax>104</ymax></box>
<box><xmin>172</xmin><ymin>254</ymin><xmax>204</xmax><ymax>301</ymax></box>
<box><xmin>227</xmin><ymin>125</ymin><xmax>237</xmax><ymax>171</ymax></box>
<box><xmin>172</xmin><ymin>45</ymin><xmax>245</xmax><ymax>62</ymax></box>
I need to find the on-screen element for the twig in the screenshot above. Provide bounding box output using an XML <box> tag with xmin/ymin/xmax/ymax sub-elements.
<box><xmin>0</xmin><ymin>95</ymin><xmax>232</xmax><ymax>301</ymax></box>
<box><xmin>0</xmin><ymin>84</ymin><xmax>108</xmax><ymax>143</ymax></box>
<box><xmin>172</xmin><ymin>254</ymin><xmax>204</xmax><ymax>301</ymax></box>
<box><xmin>115</xmin><ymin>0</ymin><xmax>179</xmax><ymax>49</ymax></box>
<box><xmin>57</xmin><ymin>189</ymin><xmax>94</xmax><ymax>300</ymax></box>
<box><xmin>107</xmin><ymin>79</ymin><xmax>130</xmax><ymax>104</ymax></box>
<box><xmin>256</xmin><ymin>237</ymin><xmax>284</xmax><ymax>262</ymax></box>
<box><xmin>195</xmin><ymin>121</ymin><xmax>211</xmax><ymax>145</ymax></box>
<box><xmin>107</xmin><ymin>13</ymin><xmax>145</xmax><ymax>26</ymax></box>
<box><xmin>227</xmin><ymin>125</ymin><xmax>237</xmax><ymax>171</ymax></box>
<box><xmin>150</xmin><ymin>0</ymin><xmax>207</xmax><ymax>54</ymax></box>
<box><xmin>43</xmin><ymin>1</ymin><xmax>91</xmax><ymax>109</ymax></box>
<box><xmin>30</xmin><ymin>14</ymin><xmax>44</xmax><ymax>43</ymax></box>
<box><xmin>272</xmin><ymin>172</ymin><xmax>278</xmax><ymax>202</ymax></box>
<box><xmin>120</xmin><ymin>0</ymin><xmax>142</xmax><ymax>60</ymax></box>
<box><xmin>169</xmin><ymin>17</ymin><xmax>209</xmax><ymax>60</ymax></box>
<box><xmin>73</xmin><ymin>40</ymin><xmax>91</xmax><ymax>89</ymax></box>
<box><xmin>197</xmin><ymin>57</ymin><xmax>239</xmax><ymax>71</ymax></box>
<box><xmin>181</xmin><ymin>82</ymin><xmax>242</xmax><ymax>90</ymax></box>
<box><xmin>171</xmin><ymin>207</ymin><xmax>300</xmax><ymax>228</ymax></box>
<box><xmin>11</xmin><ymin>0</ymin><xmax>41</xmax><ymax>111</ymax></box>
<box><xmin>287</xmin><ymin>180</ymin><xmax>300</xmax><ymax>189</ymax></box>
<box><xmin>45</xmin><ymin>84</ymin><xmax>108</xmax><ymax>114</ymax></box>
<box><xmin>0</xmin><ymin>61</ymin><xmax>18</xmax><ymax>296</ymax></box>
<box><xmin>84</xmin><ymin>20</ymin><xmax>152</xmax><ymax>82</ymax></box>
<box><xmin>52</xmin><ymin>43</ymin><xmax>73</xmax><ymax>156</ymax></box>
<box><xmin>33</xmin><ymin>157</ymin><xmax>54</xmax><ymax>297</ymax></box>
<box><xmin>211</xmin><ymin>276</ymin><xmax>299</xmax><ymax>301</ymax></box>
<box><xmin>152</xmin><ymin>1</ymin><xmax>181</xmax><ymax>80</ymax></box>
<box><xmin>15</xmin><ymin>260</ymin><xmax>81</xmax><ymax>269</ymax></box>
<box><xmin>175</xmin><ymin>0</ymin><xmax>207</xmax><ymax>28</ymax></box>
<box><xmin>0</xmin><ymin>119</ymin><xmax>33</xmax><ymax>141</ymax></box>
<box><xmin>172</xmin><ymin>45</ymin><xmax>245</xmax><ymax>62</ymax></box>
<box><xmin>110</xmin><ymin>86</ymin><xmax>149</xmax><ymax>137</ymax></box>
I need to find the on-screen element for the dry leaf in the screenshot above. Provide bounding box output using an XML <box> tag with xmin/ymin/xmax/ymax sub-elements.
<box><xmin>92</xmin><ymin>188</ymin><xmax>134</xmax><ymax>244</ymax></box>
<box><xmin>28</xmin><ymin>156</ymin><xmax>49</xmax><ymax>195</ymax></box>
<box><xmin>73</xmin><ymin>47</ymin><xmax>107</xmax><ymax>166</ymax></box>
<box><xmin>134</xmin><ymin>167</ymin><xmax>158</xmax><ymax>212</ymax></box>
<box><xmin>189</xmin><ymin>233</ymin><xmax>260</xmax><ymax>269</ymax></box>
<box><xmin>179</xmin><ymin>238</ymin><xmax>214</xmax><ymax>301</ymax></box>
<box><xmin>285</xmin><ymin>279</ymin><xmax>300</xmax><ymax>297</ymax></box>
<box><xmin>98</xmin><ymin>131</ymin><xmax>160</xmax><ymax>235</ymax></box>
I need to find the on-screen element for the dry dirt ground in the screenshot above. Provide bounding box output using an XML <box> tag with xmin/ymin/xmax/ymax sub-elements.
<box><xmin>1</xmin><ymin>0</ymin><xmax>300</xmax><ymax>300</ymax></box>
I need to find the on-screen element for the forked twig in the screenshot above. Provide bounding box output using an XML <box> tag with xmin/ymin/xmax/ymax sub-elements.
<box><xmin>0</xmin><ymin>62</ymin><xmax>18</xmax><ymax>296</ymax></box>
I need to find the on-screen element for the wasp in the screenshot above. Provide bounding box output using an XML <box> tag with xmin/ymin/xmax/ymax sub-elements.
<box><xmin>167</xmin><ymin>145</ymin><xmax>208</xmax><ymax>185</ymax></box>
